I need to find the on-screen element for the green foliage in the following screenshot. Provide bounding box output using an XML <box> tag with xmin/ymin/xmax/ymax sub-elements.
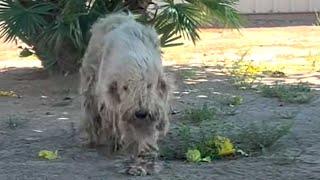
<box><xmin>160</xmin><ymin>122</ymin><xmax>211</xmax><ymax>160</ymax></box>
<box><xmin>223</xmin><ymin>95</ymin><xmax>243</xmax><ymax>106</ymax></box>
<box><xmin>155</xmin><ymin>0</ymin><xmax>242</xmax><ymax>47</ymax></box>
<box><xmin>229</xmin><ymin>52</ymin><xmax>263</xmax><ymax>90</ymax></box>
<box><xmin>184</xmin><ymin>104</ymin><xmax>216</xmax><ymax>123</ymax></box>
<box><xmin>5</xmin><ymin>115</ymin><xmax>25</xmax><ymax>129</ymax></box>
<box><xmin>161</xmin><ymin>118</ymin><xmax>293</xmax><ymax>159</ymax></box>
<box><xmin>161</xmin><ymin>121</ymin><xmax>239</xmax><ymax>161</ymax></box>
<box><xmin>230</xmin><ymin>95</ymin><xmax>243</xmax><ymax>106</ymax></box>
<box><xmin>0</xmin><ymin>1</ymin><xmax>56</xmax><ymax>44</ymax></box>
<box><xmin>232</xmin><ymin>121</ymin><xmax>293</xmax><ymax>154</ymax></box>
<box><xmin>260</xmin><ymin>82</ymin><xmax>313</xmax><ymax>104</ymax></box>
<box><xmin>179</xmin><ymin>69</ymin><xmax>197</xmax><ymax>79</ymax></box>
<box><xmin>306</xmin><ymin>52</ymin><xmax>320</xmax><ymax>72</ymax></box>
<box><xmin>6</xmin><ymin>117</ymin><xmax>18</xmax><ymax>129</ymax></box>
<box><xmin>185</xmin><ymin>149</ymin><xmax>201</xmax><ymax>162</ymax></box>
<box><xmin>160</xmin><ymin>100</ymin><xmax>294</xmax><ymax>159</ymax></box>
<box><xmin>0</xmin><ymin>0</ymin><xmax>241</xmax><ymax>72</ymax></box>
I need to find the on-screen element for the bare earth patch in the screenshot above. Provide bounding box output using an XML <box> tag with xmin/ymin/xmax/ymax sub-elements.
<box><xmin>1</xmin><ymin>26</ymin><xmax>320</xmax><ymax>179</ymax></box>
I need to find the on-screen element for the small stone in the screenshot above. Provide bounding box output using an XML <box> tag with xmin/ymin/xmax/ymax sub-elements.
<box><xmin>45</xmin><ymin>112</ymin><xmax>53</xmax><ymax>115</ymax></box>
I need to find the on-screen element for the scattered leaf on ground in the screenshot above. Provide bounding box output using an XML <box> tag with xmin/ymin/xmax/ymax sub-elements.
<box><xmin>186</xmin><ymin>149</ymin><xmax>201</xmax><ymax>163</ymax></box>
<box><xmin>38</xmin><ymin>150</ymin><xmax>59</xmax><ymax>160</ymax></box>
<box><xmin>0</xmin><ymin>90</ymin><xmax>18</xmax><ymax>97</ymax></box>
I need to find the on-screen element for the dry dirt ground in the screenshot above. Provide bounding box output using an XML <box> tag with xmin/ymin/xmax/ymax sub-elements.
<box><xmin>1</xmin><ymin>26</ymin><xmax>320</xmax><ymax>180</ymax></box>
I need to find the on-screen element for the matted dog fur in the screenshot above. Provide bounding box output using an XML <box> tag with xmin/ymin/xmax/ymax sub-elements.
<box><xmin>79</xmin><ymin>13</ymin><xmax>172</xmax><ymax>175</ymax></box>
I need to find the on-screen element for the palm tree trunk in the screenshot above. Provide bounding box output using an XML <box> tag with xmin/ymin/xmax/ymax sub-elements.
<box><xmin>125</xmin><ymin>0</ymin><xmax>152</xmax><ymax>15</ymax></box>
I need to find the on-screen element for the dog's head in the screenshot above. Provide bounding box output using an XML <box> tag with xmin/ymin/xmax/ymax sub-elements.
<box><xmin>108</xmin><ymin>74</ymin><xmax>170</xmax><ymax>127</ymax></box>
<box><xmin>97</xmin><ymin>68</ymin><xmax>172</xmax><ymax>154</ymax></box>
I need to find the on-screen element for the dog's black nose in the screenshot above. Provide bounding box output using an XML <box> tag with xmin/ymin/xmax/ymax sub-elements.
<box><xmin>135</xmin><ymin>110</ymin><xmax>148</xmax><ymax>119</ymax></box>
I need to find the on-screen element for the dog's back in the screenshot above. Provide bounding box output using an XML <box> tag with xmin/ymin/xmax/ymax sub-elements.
<box><xmin>81</xmin><ymin>13</ymin><xmax>160</xmax><ymax>71</ymax></box>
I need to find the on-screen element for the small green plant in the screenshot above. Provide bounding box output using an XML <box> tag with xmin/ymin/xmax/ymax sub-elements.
<box><xmin>178</xmin><ymin>124</ymin><xmax>192</xmax><ymax>150</ymax></box>
<box><xmin>232</xmin><ymin>120</ymin><xmax>293</xmax><ymax>154</ymax></box>
<box><xmin>223</xmin><ymin>95</ymin><xmax>243</xmax><ymax>106</ymax></box>
<box><xmin>160</xmin><ymin>124</ymin><xmax>195</xmax><ymax>159</ymax></box>
<box><xmin>229</xmin><ymin>52</ymin><xmax>263</xmax><ymax>89</ymax></box>
<box><xmin>232</xmin><ymin>96</ymin><xmax>243</xmax><ymax>106</ymax></box>
<box><xmin>5</xmin><ymin>116</ymin><xmax>24</xmax><ymax>129</ymax></box>
<box><xmin>179</xmin><ymin>69</ymin><xmax>197</xmax><ymax>79</ymax></box>
<box><xmin>306</xmin><ymin>51</ymin><xmax>320</xmax><ymax>72</ymax></box>
<box><xmin>161</xmin><ymin>117</ymin><xmax>292</xmax><ymax>159</ymax></box>
<box><xmin>184</xmin><ymin>104</ymin><xmax>216</xmax><ymax>123</ymax></box>
<box><xmin>160</xmin><ymin>121</ymin><xmax>237</xmax><ymax>160</ymax></box>
<box><xmin>260</xmin><ymin>82</ymin><xmax>313</xmax><ymax>103</ymax></box>
<box><xmin>7</xmin><ymin>118</ymin><xmax>18</xmax><ymax>129</ymax></box>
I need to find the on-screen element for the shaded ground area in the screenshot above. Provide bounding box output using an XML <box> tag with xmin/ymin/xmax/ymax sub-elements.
<box><xmin>0</xmin><ymin>66</ymin><xmax>319</xmax><ymax>180</ymax></box>
<box><xmin>1</xmin><ymin>26</ymin><xmax>320</xmax><ymax>179</ymax></box>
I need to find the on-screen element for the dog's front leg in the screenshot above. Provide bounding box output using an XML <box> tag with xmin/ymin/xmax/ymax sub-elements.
<box><xmin>125</xmin><ymin>136</ymin><xmax>163</xmax><ymax>176</ymax></box>
<box><xmin>126</xmin><ymin>151</ymin><xmax>163</xmax><ymax>176</ymax></box>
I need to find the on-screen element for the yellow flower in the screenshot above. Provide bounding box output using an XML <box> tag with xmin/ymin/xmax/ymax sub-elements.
<box><xmin>213</xmin><ymin>136</ymin><xmax>235</xmax><ymax>156</ymax></box>
<box><xmin>38</xmin><ymin>150</ymin><xmax>59</xmax><ymax>160</ymax></box>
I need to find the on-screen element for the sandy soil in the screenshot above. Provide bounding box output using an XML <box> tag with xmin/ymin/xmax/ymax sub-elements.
<box><xmin>1</xmin><ymin>27</ymin><xmax>320</xmax><ymax>179</ymax></box>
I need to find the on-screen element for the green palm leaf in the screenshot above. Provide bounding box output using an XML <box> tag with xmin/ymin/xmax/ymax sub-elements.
<box><xmin>155</xmin><ymin>1</ymin><xmax>203</xmax><ymax>46</ymax></box>
<box><xmin>80</xmin><ymin>0</ymin><xmax>125</xmax><ymax>43</ymax></box>
<box><xmin>155</xmin><ymin>0</ymin><xmax>241</xmax><ymax>47</ymax></box>
<box><xmin>39</xmin><ymin>0</ymin><xmax>86</xmax><ymax>51</ymax></box>
<box><xmin>0</xmin><ymin>0</ymin><xmax>56</xmax><ymax>44</ymax></box>
<box><xmin>185</xmin><ymin>0</ymin><xmax>242</xmax><ymax>27</ymax></box>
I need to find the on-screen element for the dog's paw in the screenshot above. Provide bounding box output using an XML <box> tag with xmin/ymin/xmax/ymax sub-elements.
<box><xmin>124</xmin><ymin>161</ymin><xmax>163</xmax><ymax>176</ymax></box>
<box><xmin>126</xmin><ymin>165</ymin><xmax>147</xmax><ymax>176</ymax></box>
<box><xmin>145</xmin><ymin>161</ymin><xmax>163</xmax><ymax>174</ymax></box>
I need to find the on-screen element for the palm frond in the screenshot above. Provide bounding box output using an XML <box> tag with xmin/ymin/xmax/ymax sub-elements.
<box><xmin>0</xmin><ymin>0</ymin><xmax>56</xmax><ymax>44</ymax></box>
<box><xmin>80</xmin><ymin>0</ymin><xmax>125</xmax><ymax>43</ymax></box>
<box><xmin>154</xmin><ymin>0</ymin><xmax>242</xmax><ymax>47</ymax></box>
<box><xmin>39</xmin><ymin>0</ymin><xmax>87</xmax><ymax>52</ymax></box>
<box><xmin>155</xmin><ymin>1</ymin><xmax>205</xmax><ymax>46</ymax></box>
<box><xmin>186</xmin><ymin>0</ymin><xmax>242</xmax><ymax>28</ymax></box>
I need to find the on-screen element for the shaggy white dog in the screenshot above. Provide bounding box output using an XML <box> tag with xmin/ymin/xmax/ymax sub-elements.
<box><xmin>79</xmin><ymin>13</ymin><xmax>172</xmax><ymax>175</ymax></box>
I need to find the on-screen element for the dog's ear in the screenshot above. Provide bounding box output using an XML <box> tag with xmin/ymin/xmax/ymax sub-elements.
<box><xmin>108</xmin><ymin>81</ymin><xmax>121</xmax><ymax>103</ymax></box>
<box><xmin>79</xmin><ymin>65</ymin><xmax>96</xmax><ymax>94</ymax></box>
<box><xmin>158</xmin><ymin>73</ymin><xmax>175</xmax><ymax>101</ymax></box>
<box><xmin>157</xmin><ymin>76</ymin><xmax>169</xmax><ymax>100</ymax></box>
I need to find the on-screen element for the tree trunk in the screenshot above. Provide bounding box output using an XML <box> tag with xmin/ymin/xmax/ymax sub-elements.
<box><xmin>125</xmin><ymin>0</ymin><xmax>152</xmax><ymax>15</ymax></box>
<box><xmin>55</xmin><ymin>41</ymin><xmax>82</xmax><ymax>74</ymax></box>
<box><xmin>34</xmin><ymin>42</ymin><xmax>81</xmax><ymax>74</ymax></box>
